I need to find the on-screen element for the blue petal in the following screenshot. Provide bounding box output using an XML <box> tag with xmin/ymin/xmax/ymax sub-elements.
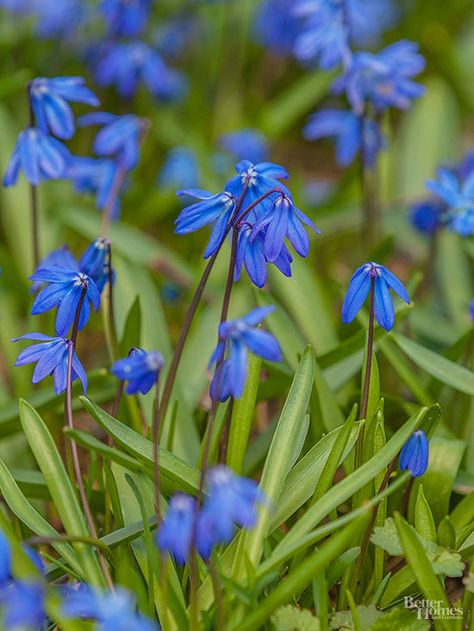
<box><xmin>241</xmin><ymin>329</ymin><xmax>282</xmax><ymax>362</ymax></box>
<box><xmin>341</xmin><ymin>266</ymin><xmax>371</xmax><ymax>324</ymax></box>
<box><xmin>229</xmin><ymin>339</ymin><xmax>248</xmax><ymax>399</ymax></box>
<box><xmin>373</xmin><ymin>276</ymin><xmax>395</xmax><ymax>331</ymax></box>
<box><xmin>380</xmin><ymin>265</ymin><xmax>410</xmax><ymax>304</ymax></box>
<box><xmin>241</xmin><ymin>305</ymin><xmax>275</xmax><ymax>327</ymax></box>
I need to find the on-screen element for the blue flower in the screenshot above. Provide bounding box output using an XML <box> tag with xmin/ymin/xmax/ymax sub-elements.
<box><xmin>175</xmin><ymin>189</ymin><xmax>237</xmax><ymax>258</ymax></box>
<box><xmin>234</xmin><ymin>224</ymin><xmax>293</xmax><ymax>288</ymax></box>
<box><xmin>67</xmin><ymin>157</ymin><xmax>123</xmax><ymax>219</ymax></box>
<box><xmin>426</xmin><ymin>168</ymin><xmax>474</xmax><ymax>237</ymax></box>
<box><xmin>13</xmin><ymin>333</ymin><xmax>87</xmax><ymax>394</ymax></box>
<box><xmin>158</xmin><ymin>147</ymin><xmax>200</xmax><ymax>190</ymax></box>
<box><xmin>218</xmin><ymin>129</ymin><xmax>269</xmax><ymax>165</ymax></box>
<box><xmin>22</xmin><ymin>0</ymin><xmax>85</xmax><ymax>39</ymax></box>
<box><xmin>94</xmin><ymin>41</ymin><xmax>185</xmax><ymax>102</ymax></box>
<box><xmin>225</xmin><ymin>159</ymin><xmax>288</xmax><ymax>206</ymax></box>
<box><xmin>156</xmin><ymin>494</ymin><xmax>197</xmax><ymax>564</ymax></box>
<box><xmin>29</xmin><ymin>76</ymin><xmax>98</xmax><ymax>140</ymax></box>
<box><xmin>112</xmin><ymin>348</ymin><xmax>164</xmax><ymax>395</ymax></box>
<box><xmin>62</xmin><ymin>584</ymin><xmax>156</xmax><ymax>631</ymax></box>
<box><xmin>0</xmin><ymin>531</ymin><xmax>11</xmax><ymax>584</ymax></box>
<box><xmin>30</xmin><ymin>245</ymin><xmax>79</xmax><ymax>293</ymax></box>
<box><xmin>255</xmin><ymin>0</ymin><xmax>302</xmax><ymax>57</ymax></box>
<box><xmin>303</xmin><ymin>109</ymin><xmax>384</xmax><ymax>167</ymax></box>
<box><xmin>79</xmin><ymin>112</ymin><xmax>145</xmax><ymax>170</ymax></box>
<box><xmin>79</xmin><ymin>238</ymin><xmax>112</xmax><ymax>292</ymax></box>
<box><xmin>30</xmin><ymin>267</ymin><xmax>100</xmax><ymax>337</ymax></box>
<box><xmin>251</xmin><ymin>190</ymin><xmax>320</xmax><ymax>261</ymax></box>
<box><xmin>341</xmin><ymin>262</ymin><xmax>410</xmax><ymax>331</ymax></box>
<box><xmin>399</xmin><ymin>430</ymin><xmax>429</xmax><ymax>477</ymax></box>
<box><xmin>209</xmin><ymin>306</ymin><xmax>282</xmax><ymax>401</ymax></box>
<box><xmin>3</xmin><ymin>127</ymin><xmax>70</xmax><ymax>186</ymax></box>
<box><xmin>199</xmin><ymin>466</ymin><xmax>266</xmax><ymax>546</ymax></box>
<box><xmin>0</xmin><ymin>582</ymin><xmax>46</xmax><ymax>629</ymax></box>
<box><xmin>100</xmin><ymin>0</ymin><xmax>151</xmax><ymax>37</ymax></box>
<box><xmin>155</xmin><ymin>17</ymin><xmax>199</xmax><ymax>59</ymax></box>
<box><xmin>333</xmin><ymin>40</ymin><xmax>425</xmax><ymax>115</ymax></box>
<box><xmin>410</xmin><ymin>198</ymin><xmax>446</xmax><ymax>235</ymax></box>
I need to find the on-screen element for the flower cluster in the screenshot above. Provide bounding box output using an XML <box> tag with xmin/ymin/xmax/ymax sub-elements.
<box><xmin>176</xmin><ymin>159</ymin><xmax>320</xmax><ymax>287</ymax></box>
<box><xmin>157</xmin><ymin>466</ymin><xmax>266</xmax><ymax>563</ymax></box>
<box><xmin>12</xmin><ymin>239</ymin><xmax>115</xmax><ymax>394</ymax></box>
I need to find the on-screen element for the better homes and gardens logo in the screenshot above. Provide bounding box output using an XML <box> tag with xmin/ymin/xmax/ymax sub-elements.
<box><xmin>404</xmin><ymin>597</ymin><xmax>463</xmax><ymax>621</ymax></box>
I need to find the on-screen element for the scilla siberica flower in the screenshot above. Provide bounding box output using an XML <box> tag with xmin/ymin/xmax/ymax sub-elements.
<box><xmin>426</xmin><ymin>168</ymin><xmax>474</xmax><ymax>237</ymax></box>
<box><xmin>112</xmin><ymin>348</ymin><xmax>164</xmax><ymax>395</ymax></box>
<box><xmin>67</xmin><ymin>157</ymin><xmax>123</xmax><ymax>219</ymax></box>
<box><xmin>29</xmin><ymin>76</ymin><xmax>99</xmax><ymax>140</ymax></box>
<box><xmin>255</xmin><ymin>0</ymin><xmax>303</xmax><ymax>57</ymax></box>
<box><xmin>94</xmin><ymin>41</ymin><xmax>185</xmax><ymax>101</ymax></box>
<box><xmin>13</xmin><ymin>334</ymin><xmax>87</xmax><ymax>394</ymax></box>
<box><xmin>210</xmin><ymin>306</ymin><xmax>282</xmax><ymax>402</ymax></box>
<box><xmin>156</xmin><ymin>494</ymin><xmax>196</xmax><ymax>564</ymax></box>
<box><xmin>0</xmin><ymin>530</ymin><xmax>11</xmax><ymax>583</ymax></box>
<box><xmin>3</xmin><ymin>127</ymin><xmax>70</xmax><ymax>186</ymax></box>
<box><xmin>333</xmin><ymin>41</ymin><xmax>425</xmax><ymax>115</ymax></box>
<box><xmin>410</xmin><ymin>198</ymin><xmax>446</xmax><ymax>235</ymax></box>
<box><xmin>0</xmin><ymin>581</ymin><xmax>46</xmax><ymax>630</ymax></box>
<box><xmin>30</xmin><ymin>245</ymin><xmax>78</xmax><ymax>293</ymax></box>
<box><xmin>399</xmin><ymin>430</ymin><xmax>429</xmax><ymax>477</ymax></box>
<box><xmin>62</xmin><ymin>584</ymin><xmax>156</xmax><ymax>631</ymax></box>
<box><xmin>158</xmin><ymin>147</ymin><xmax>200</xmax><ymax>190</ymax></box>
<box><xmin>79</xmin><ymin>238</ymin><xmax>112</xmax><ymax>292</ymax></box>
<box><xmin>175</xmin><ymin>189</ymin><xmax>237</xmax><ymax>258</ymax></box>
<box><xmin>8</xmin><ymin>0</ymin><xmax>85</xmax><ymax>39</ymax></box>
<box><xmin>303</xmin><ymin>109</ymin><xmax>384</xmax><ymax>168</ymax></box>
<box><xmin>100</xmin><ymin>0</ymin><xmax>151</xmax><ymax>37</ymax></box>
<box><xmin>29</xmin><ymin>267</ymin><xmax>100</xmax><ymax>337</ymax></box>
<box><xmin>342</xmin><ymin>262</ymin><xmax>410</xmax><ymax>331</ymax></box>
<box><xmin>79</xmin><ymin>112</ymin><xmax>146</xmax><ymax>170</ymax></box>
<box><xmin>225</xmin><ymin>159</ymin><xmax>288</xmax><ymax>206</ymax></box>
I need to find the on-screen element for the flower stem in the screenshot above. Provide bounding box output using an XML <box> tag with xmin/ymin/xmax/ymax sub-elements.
<box><xmin>209</xmin><ymin>560</ymin><xmax>225</xmax><ymax>631</ymax></box>
<box><xmin>349</xmin><ymin>456</ymin><xmax>397</xmax><ymax>598</ymax></box>
<box><xmin>152</xmin><ymin>376</ymin><xmax>162</xmax><ymax>526</ymax></box>
<box><xmin>102</xmin><ymin>242</ymin><xmax>118</xmax><ymax>363</ymax></box>
<box><xmin>356</xmin><ymin>277</ymin><xmax>375</xmax><ymax>469</ymax></box>
<box><xmin>29</xmin><ymin>184</ymin><xmax>40</xmax><ymax>269</ymax></box>
<box><xmin>189</xmin><ymin>549</ymin><xmax>200</xmax><ymax>631</ymax></box>
<box><xmin>65</xmin><ymin>286</ymin><xmax>114</xmax><ymax>590</ymax></box>
<box><xmin>155</xmin><ymin>186</ymin><xmax>278</xmax><ymax>441</ymax></box>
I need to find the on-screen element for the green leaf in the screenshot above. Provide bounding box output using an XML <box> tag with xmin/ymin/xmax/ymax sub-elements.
<box><xmin>242</xmin><ymin>346</ymin><xmax>315</xmax><ymax>567</ymax></box>
<box><xmin>437</xmin><ymin>517</ymin><xmax>456</xmax><ymax>550</ymax></box>
<box><xmin>394</xmin><ymin>514</ymin><xmax>452</xmax><ymax>631</ymax></box>
<box><xmin>119</xmin><ymin>296</ymin><xmax>142</xmax><ymax>356</ymax></box>
<box><xmin>18</xmin><ymin>400</ymin><xmax>104</xmax><ymax>586</ymax></box>
<box><xmin>330</xmin><ymin>605</ymin><xmax>383</xmax><ymax>631</ymax></box>
<box><xmin>392</xmin><ymin>333</ymin><xmax>474</xmax><ymax>395</ymax></box>
<box><xmin>271</xmin><ymin>605</ymin><xmax>320</xmax><ymax>631</ymax></box>
<box><xmin>80</xmin><ymin>397</ymin><xmax>200</xmax><ymax>494</ymax></box>
<box><xmin>370</xmin><ymin>607</ymin><xmax>430</xmax><ymax>631</ymax></box>
<box><xmin>414</xmin><ymin>485</ymin><xmax>437</xmax><ymax>543</ymax></box>
<box><xmin>312</xmin><ymin>357</ymin><xmax>346</xmax><ymax>432</ymax></box>
<box><xmin>231</xmin><ymin>513</ymin><xmax>370</xmax><ymax>631</ymax></box>
<box><xmin>0</xmin><ymin>459</ymin><xmax>82</xmax><ymax>577</ymax></box>
<box><xmin>227</xmin><ymin>353</ymin><xmax>262</xmax><ymax>474</ymax></box>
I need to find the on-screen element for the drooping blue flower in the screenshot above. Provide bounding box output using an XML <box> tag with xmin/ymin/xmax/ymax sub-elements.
<box><xmin>158</xmin><ymin>147</ymin><xmax>200</xmax><ymax>190</ymax></box>
<box><xmin>251</xmin><ymin>190</ymin><xmax>320</xmax><ymax>261</ymax></box>
<box><xmin>209</xmin><ymin>306</ymin><xmax>282</xmax><ymax>401</ymax></box>
<box><xmin>156</xmin><ymin>494</ymin><xmax>196</xmax><ymax>564</ymax></box>
<box><xmin>79</xmin><ymin>112</ymin><xmax>145</xmax><ymax>170</ymax></box>
<box><xmin>341</xmin><ymin>262</ymin><xmax>410</xmax><ymax>331</ymax></box>
<box><xmin>62</xmin><ymin>584</ymin><xmax>156</xmax><ymax>631</ymax></box>
<box><xmin>0</xmin><ymin>582</ymin><xmax>46</xmax><ymax>629</ymax></box>
<box><xmin>13</xmin><ymin>333</ymin><xmax>87</xmax><ymax>394</ymax></box>
<box><xmin>293</xmin><ymin>0</ymin><xmax>398</xmax><ymax>69</ymax></box>
<box><xmin>410</xmin><ymin>198</ymin><xmax>446</xmax><ymax>235</ymax></box>
<box><xmin>30</xmin><ymin>245</ymin><xmax>79</xmax><ymax>293</ymax></box>
<box><xmin>303</xmin><ymin>109</ymin><xmax>384</xmax><ymax>167</ymax></box>
<box><xmin>234</xmin><ymin>224</ymin><xmax>293</xmax><ymax>288</ymax></box>
<box><xmin>399</xmin><ymin>430</ymin><xmax>429</xmax><ymax>477</ymax></box>
<box><xmin>21</xmin><ymin>0</ymin><xmax>85</xmax><ymax>39</ymax></box>
<box><xmin>175</xmin><ymin>189</ymin><xmax>237</xmax><ymax>258</ymax></box>
<box><xmin>426</xmin><ymin>168</ymin><xmax>474</xmax><ymax>237</ymax></box>
<box><xmin>225</xmin><ymin>159</ymin><xmax>288</xmax><ymax>206</ymax></box>
<box><xmin>94</xmin><ymin>41</ymin><xmax>185</xmax><ymax>102</ymax></box>
<box><xmin>112</xmin><ymin>348</ymin><xmax>164</xmax><ymax>395</ymax></box>
<box><xmin>30</xmin><ymin>267</ymin><xmax>100</xmax><ymax>337</ymax></box>
<box><xmin>67</xmin><ymin>156</ymin><xmax>124</xmax><ymax>219</ymax></box>
<box><xmin>29</xmin><ymin>76</ymin><xmax>99</xmax><ymax>140</ymax></box>
<box><xmin>3</xmin><ymin>127</ymin><xmax>70</xmax><ymax>186</ymax></box>
<box><xmin>79</xmin><ymin>238</ymin><xmax>112</xmax><ymax>292</ymax></box>
<box><xmin>218</xmin><ymin>129</ymin><xmax>270</xmax><ymax>165</ymax></box>
<box><xmin>255</xmin><ymin>0</ymin><xmax>303</xmax><ymax>57</ymax></box>
<box><xmin>0</xmin><ymin>531</ymin><xmax>11</xmax><ymax>584</ymax></box>
<box><xmin>199</xmin><ymin>466</ymin><xmax>266</xmax><ymax>547</ymax></box>
<box><xmin>100</xmin><ymin>0</ymin><xmax>151</xmax><ymax>37</ymax></box>
<box><xmin>333</xmin><ymin>40</ymin><xmax>425</xmax><ymax>115</ymax></box>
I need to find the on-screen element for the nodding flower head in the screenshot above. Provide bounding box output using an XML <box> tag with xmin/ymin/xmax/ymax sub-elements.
<box><xmin>112</xmin><ymin>348</ymin><xmax>164</xmax><ymax>395</ymax></box>
<box><xmin>399</xmin><ymin>430</ymin><xmax>429</xmax><ymax>477</ymax></box>
<box><xmin>342</xmin><ymin>262</ymin><xmax>410</xmax><ymax>331</ymax></box>
<box><xmin>79</xmin><ymin>238</ymin><xmax>112</xmax><ymax>292</ymax></box>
